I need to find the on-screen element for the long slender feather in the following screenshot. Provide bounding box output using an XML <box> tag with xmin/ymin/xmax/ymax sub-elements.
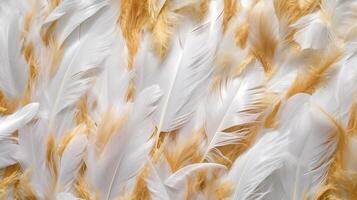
<box><xmin>87</xmin><ymin>86</ymin><xmax>162</xmax><ymax>200</ymax></box>
<box><xmin>42</xmin><ymin>0</ymin><xmax>109</xmax><ymax>46</ymax></box>
<box><xmin>227</xmin><ymin>131</ymin><xmax>288</xmax><ymax>200</ymax></box>
<box><xmin>203</xmin><ymin>63</ymin><xmax>265</xmax><ymax>161</ymax></box>
<box><xmin>0</xmin><ymin>3</ymin><xmax>28</xmax><ymax>98</ymax></box>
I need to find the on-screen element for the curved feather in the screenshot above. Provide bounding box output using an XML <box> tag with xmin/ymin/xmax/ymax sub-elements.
<box><xmin>41</xmin><ymin>32</ymin><xmax>113</xmax><ymax>132</ymax></box>
<box><xmin>146</xmin><ymin>159</ymin><xmax>172</xmax><ymax>200</ymax></box>
<box><xmin>203</xmin><ymin>64</ymin><xmax>265</xmax><ymax>161</ymax></box>
<box><xmin>227</xmin><ymin>131</ymin><xmax>288</xmax><ymax>200</ymax></box>
<box><xmin>42</xmin><ymin>0</ymin><xmax>110</xmax><ymax>45</ymax></box>
<box><xmin>165</xmin><ymin>163</ymin><xmax>227</xmax><ymax>188</ymax></box>
<box><xmin>57</xmin><ymin>134</ymin><xmax>87</xmax><ymax>192</ymax></box>
<box><xmin>264</xmin><ymin>94</ymin><xmax>340</xmax><ymax>200</ymax></box>
<box><xmin>0</xmin><ymin>103</ymin><xmax>39</xmax><ymax>137</ymax></box>
<box><xmin>135</xmin><ymin>2</ymin><xmax>223</xmax><ymax>133</ymax></box>
<box><xmin>0</xmin><ymin>3</ymin><xmax>27</xmax><ymax>98</ymax></box>
<box><xmin>87</xmin><ymin>86</ymin><xmax>162</xmax><ymax>200</ymax></box>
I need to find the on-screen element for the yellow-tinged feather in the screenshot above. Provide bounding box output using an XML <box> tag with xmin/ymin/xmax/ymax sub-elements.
<box><xmin>286</xmin><ymin>47</ymin><xmax>341</xmax><ymax>98</ymax></box>
<box><xmin>130</xmin><ymin>165</ymin><xmax>150</xmax><ymax>200</ymax></box>
<box><xmin>149</xmin><ymin>2</ymin><xmax>177</xmax><ymax>59</ymax></box>
<box><xmin>176</xmin><ymin>0</ymin><xmax>210</xmax><ymax>22</ymax></box>
<box><xmin>46</xmin><ymin>134</ymin><xmax>58</xmax><ymax>184</ymax></box>
<box><xmin>264</xmin><ymin>100</ymin><xmax>282</xmax><ymax>129</ymax></box>
<box><xmin>75</xmin><ymin>97</ymin><xmax>96</xmax><ymax>134</ymax></box>
<box><xmin>96</xmin><ymin>109</ymin><xmax>128</xmax><ymax>154</ymax></box>
<box><xmin>274</xmin><ymin>0</ymin><xmax>320</xmax><ymax>25</ymax></box>
<box><xmin>22</xmin><ymin>4</ymin><xmax>39</xmax><ymax>105</ymax></box>
<box><xmin>0</xmin><ymin>165</ymin><xmax>20</xmax><ymax>197</ymax></box>
<box><xmin>119</xmin><ymin>0</ymin><xmax>151</xmax><ymax>69</ymax></box>
<box><xmin>0</xmin><ymin>90</ymin><xmax>18</xmax><ymax>114</ymax></box>
<box><xmin>248</xmin><ymin>2</ymin><xmax>278</xmax><ymax>74</ymax></box>
<box><xmin>57</xmin><ymin>125</ymin><xmax>86</xmax><ymax>157</ymax></box>
<box><xmin>164</xmin><ymin>129</ymin><xmax>204</xmax><ymax>172</ymax></box>
<box><xmin>347</xmin><ymin>100</ymin><xmax>357</xmax><ymax>136</ymax></box>
<box><xmin>13</xmin><ymin>170</ymin><xmax>37</xmax><ymax>200</ymax></box>
<box><xmin>235</xmin><ymin>22</ymin><xmax>249</xmax><ymax>49</ymax></box>
<box><xmin>75</xmin><ymin>164</ymin><xmax>95</xmax><ymax>200</ymax></box>
<box><xmin>223</xmin><ymin>0</ymin><xmax>238</xmax><ymax>32</ymax></box>
<box><xmin>218</xmin><ymin>121</ymin><xmax>262</xmax><ymax>167</ymax></box>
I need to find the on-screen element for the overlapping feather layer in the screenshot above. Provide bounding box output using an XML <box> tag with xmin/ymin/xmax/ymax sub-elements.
<box><xmin>0</xmin><ymin>0</ymin><xmax>356</xmax><ymax>199</ymax></box>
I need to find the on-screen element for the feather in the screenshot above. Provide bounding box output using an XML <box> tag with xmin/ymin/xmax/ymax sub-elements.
<box><xmin>40</xmin><ymin>32</ymin><xmax>113</xmax><ymax>133</ymax></box>
<box><xmin>42</xmin><ymin>0</ymin><xmax>109</xmax><ymax>46</ymax></box>
<box><xmin>311</xmin><ymin>46</ymin><xmax>357</xmax><ymax>125</ymax></box>
<box><xmin>136</xmin><ymin>3</ymin><xmax>223</xmax><ymax>134</ymax></box>
<box><xmin>145</xmin><ymin>159</ymin><xmax>173</xmax><ymax>200</ymax></box>
<box><xmin>17</xmin><ymin>121</ymin><xmax>52</xmax><ymax>198</ymax></box>
<box><xmin>1</xmin><ymin>0</ymin><xmax>357</xmax><ymax>199</ymax></box>
<box><xmin>87</xmin><ymin>86</ymin><xmax>162</xmax><ymax>200</ymax></box>
<box><xmin>165</xmin><ymin>163</ymin><xmax>227</xmax><ymax>188</ymax></box>
<box><xmin>0</xmin><ymin>3</ymin><xmax>28</xmax><ymax>99</ymax></box>
<box><xmin>264</xmin><ymin>94</ymin><xmax>340</xmax><ymax>200</ymax></box>
<box><xmin>227</xmin><ymin>131</ymin><xmax>288</xmax><ymax>200</ymax></box>
<box><xmin>0</xmin><ymin>143</ymin><xmax>18</xmax><ymax>168</ymax></box>
<box><xmin>57</xmin><ymin>133</ymin><xmax>87</xmax><ymax>192</ymax></box>
<box><xmin>203</xmin><ymin>63</ymin><xmax>265</xmax><ymax>161</ymax></box>
<box><xmin>56</xmin><ymin>192</ymin><xmax>81</xmax><ymax>200</ymax></box>
<box><xmin>293</xmin><ymin>0</ymin><xmax>357</xmax><ymax>49</ymax></box>
<box><xmin>248</xmin><ymin>0</ymin><xmax>280</xmax><ymax>73</ymax></box>
<box><xmin>0</xmin><ymin>103</ymin><xmax>39</xmax><ymax>137</ymax></box>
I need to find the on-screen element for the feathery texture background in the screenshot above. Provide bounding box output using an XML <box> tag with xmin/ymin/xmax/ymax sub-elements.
<box><xmin>0</xmin><ymin>0</ymin><xmax>357</xmax><ymax>199</ymax></box>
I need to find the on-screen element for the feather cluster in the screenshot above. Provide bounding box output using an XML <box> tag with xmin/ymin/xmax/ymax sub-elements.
<box><xmin>0</xmin><ymin>0</ymin><xmax>356</xmax><ymax>199</ymax></box>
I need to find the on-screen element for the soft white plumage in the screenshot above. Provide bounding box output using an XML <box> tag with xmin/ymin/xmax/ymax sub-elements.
<box><xmin>0</xmin><ymin>0</ymin><xmax>356</xmax><ymax>199</ymax></box>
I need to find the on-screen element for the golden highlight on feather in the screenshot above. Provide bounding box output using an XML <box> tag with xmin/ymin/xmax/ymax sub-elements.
<box><xmin>130</xmin><ymin>165</ymin><xmax>150</xmax><ymax>200</ymax></box>
<box><xmin>126</xmin><ymin>81</ymin><xmax>136</xmax><ymax>102</ymax></box>
<box><xmin>119</xmin><ymin>0</ymin><xmax>151</xmax><ymax>69</ymax></box>
<box><xmin>57</xmin><ymin>125</ymin><xmax>85</xmax><ymax>157</ymax></box>
<box><xmin>223</xmin><ymin>0</ymin><xmax>238</xmax><ymax>32</ymax></box>
<box><xmin>41</xmin><ymin>22</ymin><xmax>58</xmax><ymax>47</ymax></box>
<box><xmin>264</xmin><ymin>99</ymin><xmax>282</xmax><ymax>129</ymax></box>
<box><xmin>176</xmin><ymin>0</ymin><xmax>210</xmax><ymax>21</ymax></box>
<box><xmin>216</xmin><ymin>181</ymin><xmax>233</xmax><ymax>200</ymax></box>
<box><xmin>75</xmin><ymin>164</ymin><xmax>94</xmax><ymax>200</ymax></box>
<box><xmin>0</xmin><ymin>166</ymin><xmax>19</xmax><ymax>198</ymax></box>
<box><xmin>316</xmin><ymin>168</ymin><xmax>357</xmax><ymax>200</ymax></box>
<box><xmin>347</xmin><ymin>100</ymin><xmax>357</xmax><ymax>136</ymax></box>
<box><xmin>22</xmin><ymin>23</ymin><xmax>39</xmax><ymax>104</ymax></box>
<box><xmin>0</xmin><ymin>90</ymin><xmax>17</xmax><ymax>114</ymax></box>
<box><xmin>274</xmin><ymin>0</ymin><xmax>320</xmax><ymax>25</ymax></box>
<box><xmin>149</xmin><ymin>2</ymin><xmax>177</xmax><ymax>59</ymax></box>
<box><xmin>13</xmin><ymin>170</ymin><xmax>37</xmax><ymax>200</ymax></box>
<box><xmin>248</xmin><ymin>1</ymin><xmax>278</xmax><ymax>74</ymax></box>
<box><xmin>286</xmin><ymin>47</ymin><xmax>341</xmax><ymax>98</ymax></box>
<box><xmin>96</xmin><ymin>109</ymin><xmax>128</xmax><ymax>153</ymax></box>
<box><xmin>314</xmin><ymin>105</ymin><xmax>351</xmax><ymax>200</ymax></box>
<box><xmin>46</xmin><ymin>134</ymin><xmax>58</xmax><ymax>183</ymax></box>
<box><xmin>219</xmin><ymin>121</ymin><xmax>262</xmax><ymax>167</ymax></box>
<box><xmin>75</xmin><ymin>97</ymin><xmax>96</xmax><ymax>134</ymax></box>
<box><xmin>235</xmin><ymin>22</ymin><xmax>249</xmax><ymax>49</ymax></box>
<box><xmin>165</xmin><ymin>129</ymin><xmax>204</xmax><ymax>172</ymax></box>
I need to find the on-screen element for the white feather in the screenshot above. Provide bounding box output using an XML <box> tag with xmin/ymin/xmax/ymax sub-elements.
<box><xmin>203</xmin><ymin>64</ymin><xmax>265</xmax><ymax>161</ymax></box>
<box><xmin>0</xmin><ymin>103</ymin><xmax>39</xmax><ymax>137</ymax></box>
<box><xmin>227</xmin><ymin>131</ymin><xmax>288</xmax><ymax>200</ymax></box>
<box><xmin>87</xmin><ymin>86</ymin><xmax>162</xmax><ymax>200</ymax></box>
<box><xmin>42</xmin><ymin>0</ymin><xmax>110</xmax><ymax>46</ymax></box>
<box><xmin>0</xmin><ymin>3</ymin><xmax>27</xmax><ymax>98</ymax></box>
<box><xmin>57</xmin><ymin>133</ymin><xmax>87</xmax><ymax>192</ymax></box>
<box><xmin>264</xmin><ymin>94</ymin><xmax>339</xmax><ymax>200</ymax></box>
<box><xmin>165</xmin><ymin>163</ymin><xmax>227</xmax><ymax>188</ymax></box>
